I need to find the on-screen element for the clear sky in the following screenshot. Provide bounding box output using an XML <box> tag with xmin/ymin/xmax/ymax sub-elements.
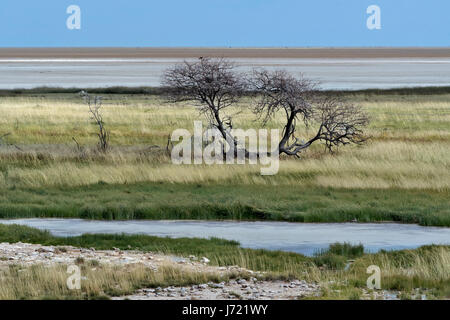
<box><xmin>0</xmin><ymin>0</ymin><xmax>448</xmax><ymax>47</ymax></box>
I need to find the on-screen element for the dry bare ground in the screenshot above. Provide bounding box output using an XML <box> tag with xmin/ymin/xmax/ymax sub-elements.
<box><xmin>1</xmin><ymin>47</ymin><xmax>450</xmax><ymax>59</ymax></box>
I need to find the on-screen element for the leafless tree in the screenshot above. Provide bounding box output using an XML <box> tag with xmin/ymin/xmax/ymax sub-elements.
<box><xmin>251</xmin><ymin>70</ymin><xmax>369</xmax><ymax>156</ymax></box>
<box><xmin>162</xmin><ymin>58</ymin><xmax>248</xmax><ymax>156</ymax></box>
<box><xmin>80</xmin><ymin>91</ymin><xmax>109</xmax><ymax>153</ymax></box>
<box><xmin>162</xmin><ymin>61</ymin><xmax>369</xmax><ymax>158</ymax></box>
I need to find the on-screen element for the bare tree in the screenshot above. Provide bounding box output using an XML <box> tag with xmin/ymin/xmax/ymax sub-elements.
<box><xmin>251</xmin><ymin>70</ymin><xmax>369</xmax><ymax>156</ymax></box>
<box><xmin>162</xmin><ymin>61</ymin><xmax>368</xmax><ymax>158</ymax></box>
<box><xmin>162</xmin><ymin>58</ymin><xmax>247</xmax><ymax>156</ymax></box>
<box><xmin>80</xmin><ymin>91</ymin><xmax>109</xmax><ymax>153</ymax></box>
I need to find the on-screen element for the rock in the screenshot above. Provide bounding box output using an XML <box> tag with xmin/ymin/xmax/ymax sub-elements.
<box><xmin>143</xmin><ymin>288</ymin><xmax>155</xmax><ymax>293</ymax></box>
<box><xmin>209</xmin><ymin>282</ymin><xmax>225</xmax><ymax>288</ymax></box>
<box><xmin>200</xmin><ymin>257</ymin><xmax>210</xmax><ymax>264</ymax></box>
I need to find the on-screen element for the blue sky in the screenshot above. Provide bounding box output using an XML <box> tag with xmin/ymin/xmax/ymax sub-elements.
<box><xmin>0</xmin><ymin>0</ymin><xmax>448</xmax><ymax>47</ymax></box>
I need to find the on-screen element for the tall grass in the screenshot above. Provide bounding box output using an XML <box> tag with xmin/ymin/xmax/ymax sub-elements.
<box><xmin>1</xmin><ymin>95</ymin><xmax>449</xmax><ymax>190</ymax></box>
<box><xmin>0</xmin><ymin>263</ymin><xmax>242</xmax><ymax>300</ymax></box>
<box><xmin>1</xmin><ymin>141</ymin><xmax>450</xmax><ymax>190</ymax></box>
<box><xmin>0</xmin><ymin>93</ymin><xmax>449</xmax><ymax>224</ymax></box>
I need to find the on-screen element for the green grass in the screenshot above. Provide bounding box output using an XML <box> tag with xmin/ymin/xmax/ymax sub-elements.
<box><xmin>1</xmin><ymin>85</ymin><xmax>450</xmax><ymax>97</ymax></box>
<box><xmin>313</xmin><ymin>243</ymin><xmax>365</xmax><ymax>270</ymax></box>
<box><xmin>0</xmin><ymin>182</ymin><xmax>449</xmax><ymax>226</ymax></box>
<box><xmin>320</xmin><ymin>242</ymin><xmax>365</xmax><ymax>258</ymax></box>
<box><xmin>0</xmin><ymin>86</ymin><xmax>166</xmax><ymax>97</ymax></box>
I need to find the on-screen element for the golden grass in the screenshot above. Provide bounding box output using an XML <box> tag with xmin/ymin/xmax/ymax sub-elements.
<box><xmin>342</xmin><ymin>246</ymin><xmax>450</xmax><ymax>300</ymax></box>
<box><xmin>375</xmin><ymin>247</ymin><xmax>450</xmax><ymax>281</ymax></box>
<box><xmin>0</xmin><ymin>261</ymin><xmax>241</xmax><ymax>300</ymax></box>
<box><xmin>0</xmin><ymin>94</ymin><xmax>449</xmax><ymax>190</ymax></box>
<box><xmin>2</xmin><ymin>141</ymin><xmax>449</xmax><ymax>190</ymax></box>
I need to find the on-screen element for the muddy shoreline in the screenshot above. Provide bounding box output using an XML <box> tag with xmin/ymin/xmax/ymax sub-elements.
<box><xmin>1</xmin><ymin>47</ymin><xmax>450</xmax><ymax>59</ymax></box>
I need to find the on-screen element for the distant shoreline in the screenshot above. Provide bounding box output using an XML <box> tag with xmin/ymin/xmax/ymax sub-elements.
<box><xmin>2</xmin><ymin>85</ymin><xmax>450</xmax><ymax>96</ymax></box>
<box><xmin>0</xmin><ymin>47</ymin><xmax>449</xmax><ymax>59</ymax></box>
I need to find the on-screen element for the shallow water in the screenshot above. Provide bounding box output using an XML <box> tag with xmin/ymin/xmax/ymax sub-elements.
<box><xmin>1</xmin><ymin>219</ymin><xmax>449</xmax><ymax>256</ymax></box>
<box><xmin>1</xmin><ymin>58</ymin><xmax>450</xmax><ymax>90</ymax></box>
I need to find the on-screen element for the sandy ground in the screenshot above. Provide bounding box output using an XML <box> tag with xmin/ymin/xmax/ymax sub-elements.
<box><xmin>1</xmin><ymin>47</ymin><xmax>449</xmax><ymax>59</ymax></box>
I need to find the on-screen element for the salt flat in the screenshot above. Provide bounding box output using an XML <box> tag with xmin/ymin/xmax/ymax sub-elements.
<box><xmin>1</xmin><ymin>57</ymin><xmax>450</xmax><ymax>90</ymax></box>
<box><xmin>1</xmin><ymin>48</ymin><xmax>449</xmax><ymax>90</ymax></box>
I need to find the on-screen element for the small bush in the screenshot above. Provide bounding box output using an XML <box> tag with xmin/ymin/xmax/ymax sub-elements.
<box><xmin>315</xmin><ymin>242</ymin><xmax>365</xmax><ymax>259</ymax></box>
<box><xmin>312</xmin><ymin>253</ymin><xmax>347</xmax><ymax>270</ymax></box>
